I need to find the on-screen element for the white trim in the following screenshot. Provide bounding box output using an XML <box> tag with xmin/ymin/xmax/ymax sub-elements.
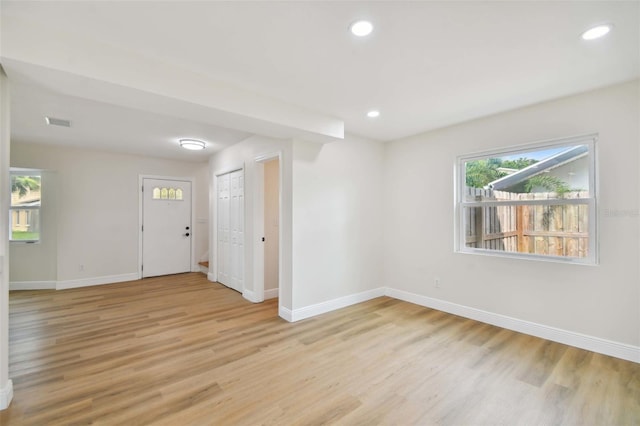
<box><xmin>459</xmin><ymin>133</ymin><xmax>598</xmax><ymax>161</ymax></box>
<box><xmin>207</xmin><ymin>272</ymin><xmax>216</xmax><ymax>282</ymax></box>
<box><xmin>279</xmin><ymin>306</ymin><xmax>293</xmax><ymax>322</ymax></box>
<box><xmin>253</xmin><ymin>160</ymin><xmax>266</xmax><ymax>302</ymax></box>
<box><xmin>0</xmin><ymin>379</ymin><xmax>13</xmax><ymax>410</ymax></box>
<box><xmin>290</xmin><ymin>288</ymin><xmax>385</xmax><ymax>322</ymax></box>
<box><xmin>9</xmin><ymin>280</ymin><xmax>56</xmax><ymax>290</ymax></box>
<box><xmin>56</xmin><ymin>273</ymin><xmax>139</xmax><ymax>290</ymax></box>
<box><xmin>385</xmin><ymin>288</ymin><xmax>640</xmax><ymax>364</ymax></box>
<box><xmin>214</xmin><ymin>166</ymin><xmax>244</xmax><ymax>179</ymax></box>
<box><xmin>455</xmin><ymin>134</ymin><xmax>598</xmax><ymax>265</ymax></box>
<box><xmin>280</xmin><ymin>285</ymin><xmax>639</xmax><ymax>363</ymax></box>
<box><xmin>138</xmin><ymin>175</ymin><xmax>195</xmax><ymax>280</ymax></box>
<box><xmin>264</xmin><ymin>288</ymin><xmax>279</xmax><ymax>300</ymax></box>
<box><xmin>254</xmin><ymin>152</ymin><xmax>280</xmax><ymax>163</ymax></box>
<box><xmin>254</xmin><ymin>151</ymin><xmax>284</xmax><ymax>323</ymax></box>
<box><xmin>242</xmin><ymin>289</ymin><xmax>261</xmax><ymax>303</ymax></box>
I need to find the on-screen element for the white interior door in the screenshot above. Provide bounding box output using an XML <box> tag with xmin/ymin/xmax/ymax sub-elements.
<box><xmin>142</xmin><ymin>178</ymin><xmax>192</xmax><ymax>278</ymax></box>
<box><xmin>217</xmin><ymin>170</ymin><xmax>244</xmax><ymax>292</ymax></box>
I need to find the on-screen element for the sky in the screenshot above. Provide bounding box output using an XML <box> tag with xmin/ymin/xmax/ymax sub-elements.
<box><xmin>499</xmin><ymin>145</ymin><xmax>575</xmax><ymax>162</ymax></box>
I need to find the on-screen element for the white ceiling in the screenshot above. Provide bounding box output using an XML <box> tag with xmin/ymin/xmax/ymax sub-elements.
<box><xmin>1</xmin><ymin>1</ymin><xmax>638</xmax><ymax>162</ymax></box>
<box><xmin>10</xmin><ymin>79</ymin><xmax>253</xmax><ymax>162</ymax></box>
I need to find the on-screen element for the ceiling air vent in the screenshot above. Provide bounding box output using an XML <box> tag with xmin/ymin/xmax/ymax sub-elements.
<box><xmin>45</xmin><ymin>117</ymin><xmax>71</xmax><ymax>127</ymax></box>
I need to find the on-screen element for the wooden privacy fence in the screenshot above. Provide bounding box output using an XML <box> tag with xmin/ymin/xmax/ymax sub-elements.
<box><xmin>464</xmin><ymin>188</ymin><xmax>589</xmax><ymax>258</ymax></box>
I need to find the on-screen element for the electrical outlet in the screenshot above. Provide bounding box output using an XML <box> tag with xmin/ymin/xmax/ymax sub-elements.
<box><xmin>79</xmin><ymin>264</ymin><xmax>84</xmax><ymax>272</ymax></box>
<box><xmin>434</xmin><ymin>277</ymin><xmax>441</xmax><ymax>288</ymax></box>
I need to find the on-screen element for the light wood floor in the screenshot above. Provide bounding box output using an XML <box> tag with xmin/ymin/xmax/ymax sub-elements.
<box><xmin>1</xmin><ymin>273</ymin><xmax>638</xmax><ymax>425</ymax></box>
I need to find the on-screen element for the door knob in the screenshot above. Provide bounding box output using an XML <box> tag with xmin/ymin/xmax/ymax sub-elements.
<box><xmin>184</xmin><ymin>233</ymin><xmax>190</xmax><ymax>237</ymax></box>
<box><xmin>186</xmin><ymin>226</ymin><xmax>190</xmax><ymax>230</ymax></box>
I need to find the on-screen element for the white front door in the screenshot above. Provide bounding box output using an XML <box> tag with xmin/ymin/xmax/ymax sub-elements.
<box><xmin>142</xmin><ymin>178</ymin><xmax>192</xmax><ymax>278</ymax></box>
<box><xmin>217</xmin><ymin>170</ymin><xmax>244</xmax><ymax>292</ymax></box>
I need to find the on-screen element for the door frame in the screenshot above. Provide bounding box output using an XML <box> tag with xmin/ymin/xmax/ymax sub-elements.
<box><xmin>138</xmin><ymin>174</ymin><xmax>196</xmax><ymax>279</ymax></box>
<box><xmin>253</xmin><ymin>151</ymin><xmax>283</xmax><ymax>303</ymax></box>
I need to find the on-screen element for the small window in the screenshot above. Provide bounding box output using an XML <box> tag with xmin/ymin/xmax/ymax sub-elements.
<box><xmin>152</xmin><ymin>186</ymin><xmax>183</xmax><ymax>201</ymax></box>
<box><xmin>10</xmin><ymin>171</ymin><xmax>42</xmax><ymax>242</ymax></box>
<box><xmin>456</xmin><ymin>135</ymin><xmax>597</xmax><ymax>264</ymax></box>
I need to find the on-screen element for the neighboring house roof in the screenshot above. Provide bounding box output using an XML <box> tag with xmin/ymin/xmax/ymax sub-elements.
<box><xmin>488</xmin><ymin>145</ymin><xmax>588</xmax><ymax>190</ymax></box>
<box><xmin>14</xmin><ymin>200</ymin><xmax>41</xmax><ymax>207</ymax></box>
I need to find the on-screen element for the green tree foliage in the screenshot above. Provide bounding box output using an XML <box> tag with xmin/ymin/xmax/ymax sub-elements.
<box><xmin>501</xmin><ymin>157</ymin><xmax>538</xmax><ymax>169</ymax></box>
<box><xmin>523</xmin><ymin>175</ymin><xmax>570</xmax><ymax>195</ymax></box>
<box><xmin>11</xmin><ymin>175</ymin><xmax>40</xmax><ymax>197</ymax></box>
<box><xmin>465</xmin><ymin>159</ymin><xmax>506</xmax><ymax>188</ymax></box>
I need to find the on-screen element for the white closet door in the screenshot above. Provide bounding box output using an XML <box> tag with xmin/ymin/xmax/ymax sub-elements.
<box><xmin>217</xmin><ymin>170</ymin><xmax>243</xmax><ymax>292</ymax></box>
<box><xmin>217</xmin><ymin>173</ymin><xmax>230</xmax><ymax>286</ymax></box>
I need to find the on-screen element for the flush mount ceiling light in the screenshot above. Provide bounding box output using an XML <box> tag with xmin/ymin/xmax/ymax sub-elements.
<box><xmin>179</xmin><ymin>138</ymin><xmax>206</xmax><ymax>150</ymax></box>
<box><xmin>367</xmin><ymin>110</ymin><xmax>380</xmax><ymax>118</ymax></box>
<box><xmin>350</xmin><ymin>20</ymin><xmax>374</xmax><ymax>37</ymax></box>
<box><xmin>581</xmin><ymin>24</ymin><xmax>612</xmax><ymax>40</ymax></box>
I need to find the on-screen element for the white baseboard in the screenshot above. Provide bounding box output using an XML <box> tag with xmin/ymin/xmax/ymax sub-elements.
<box><xmin>9</xmin><ymin>280</ymin><xmax>56</xmax><ymax>290</ymax></box>
<box><xmin>290</xmin><ymin>287</ymin><xmax>385</xmax><ymax>322</ymax></box>
<box><xmin>264</xmin><ymin>288</ymin><xmax>279</xmax><ymax>300</ymax></box>
<box><xmin>279</xmin><ymin>306</ymin><xmax>293</xmax><ymax>322</ymax></box>
<box><xmin>243</xmin><ymin>289</ymin><xmax>261</xmax><ymax>303</ymax></box>
<box><xmin>0</xmin><ymin>379</ymin><xmax>13</xmax><ymax>410</ymax></box>
<box><xmin>385</xmin><ymin>287</ymin><xmax>640</xmax><ymax>364</ymax></box>
<box><xmin>207</xmin><ymin>272</ymin><xmax>216</xmax><ymax>283</ymax></box>
<box><xmin>242</xmin><ymin>288</ymin><xmax>277</xmax><ymax>304</ymax></box>
<box><xmin>56</xmin><ymin>273</ymin><xmax>139</xmax><ymax>290</ymax></box>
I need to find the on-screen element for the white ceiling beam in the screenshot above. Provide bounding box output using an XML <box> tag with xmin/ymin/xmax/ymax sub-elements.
<box><xmin>1</xmin><ymin>14</ymin><xmax>344</xmax><ymax>143</ymax></box>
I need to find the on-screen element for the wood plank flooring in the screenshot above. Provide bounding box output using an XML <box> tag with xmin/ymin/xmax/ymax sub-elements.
<box><xmin>1</xmin><ymin>273</ymin><xmax>638</xmax><ymax>425</ymax></box>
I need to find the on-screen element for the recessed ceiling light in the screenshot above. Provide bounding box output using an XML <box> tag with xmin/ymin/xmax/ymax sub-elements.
<box><xmin>367</xmin><ymin>110</ymin><xmax>380</xmax><ymax>118</ymax></box>
<box><xmin>581</xmin><ymin>24</ymin><xmax>612</xmax><ymax>40</ymax></box>
<box><xmin>45</xmin><ymin>116</ymin><xmax>71</xmax><ymax>127</ymax></box>
<box><xmin>179</xmin><ymin>139</ymin><xmax>206</xmax><ymax>150</ymax></box>
<box><xmin>350</xmin><ymin>20</ymin><xmax>373</xmax><ymax>37</ymax></box>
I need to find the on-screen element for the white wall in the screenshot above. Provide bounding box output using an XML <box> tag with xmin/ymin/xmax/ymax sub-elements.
<box><xmin>10</xmin><ymin>143</ymin><xmax>209</xmax><ymax>285</ymax></box>
<box><xmin>0</xmin><ymin>66</ymin><xmax>13</xmax><ymax>409</ymax></box>
<box><xmin>384</xmin><ymin>80</ymin><xmax>640</xmax><ymax>347</ymax></box>
<box><xmin>209</xmin><ymin>135</ymin><xmax>293</xmax><ymax>309</ymax></box>
<box><xmin>264</xmin><ymin>159</ymin><xmax>279</xmax><ymax>292</ymax></box>
<box><xmin>291</xmin><ymin>135</ymin><xmax>385</xmax><ymax>309</ymax></box>
<box><xmin>209</xmin><ymin>133</ymin><xmax>385</xmax><ymax>315</ymax></box>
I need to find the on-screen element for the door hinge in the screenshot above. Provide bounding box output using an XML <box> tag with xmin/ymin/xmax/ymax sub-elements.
<box><xmin>141</xmin><ymin>264</ymin><xmax>143</xmax><ymax>271</ymax></box>
<box><xmin>141</xmin><ymin>186</ymin><xmax>144</xmax><ymax>192</ymax></box>
<box><xmin>141</xmin><ymin>225</ymin><xmax>144</xmax><ymax>232</ymax></box>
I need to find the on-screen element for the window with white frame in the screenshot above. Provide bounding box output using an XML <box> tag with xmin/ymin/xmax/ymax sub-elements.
<box><xmin>456</xmin><ymin>135</ymin><xmax>597</xmax><ymax>264</ymax></box>
<box><xmin>10</xmin><ymin>170</ymin><xmax>42</xmax><ymax>243</ymax></box>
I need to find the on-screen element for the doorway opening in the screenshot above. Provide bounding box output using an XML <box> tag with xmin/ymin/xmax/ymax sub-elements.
<box><xmin>254</xmin><ymin>153</ymin><xmax>281</xmax><ymax>303</ymax></box>
<box><xmin>263</xmin><ymin>158</ymin><xmax>280</xmax><ymax>300</ymax></box>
